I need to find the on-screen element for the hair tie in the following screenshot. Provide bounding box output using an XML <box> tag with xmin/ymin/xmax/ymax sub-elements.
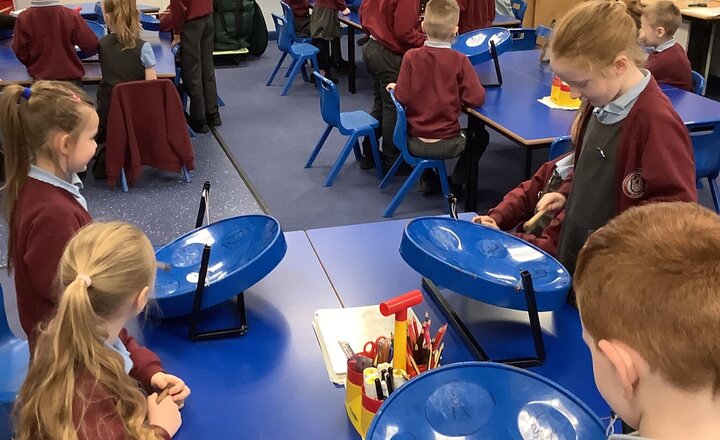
<box><xmin>21</xmin><ymin>87</ymin><xmax>31</xmax><ymax>100</ymax></box>
<box><xmin>69</xmin><ymin>92</ymin><xmax>81</xmax><ymax>103</ymax></box>
<box><xmin>76</xmin><ymin>274</ymin><xmax>92</xmax><ymax>287</ymax></box>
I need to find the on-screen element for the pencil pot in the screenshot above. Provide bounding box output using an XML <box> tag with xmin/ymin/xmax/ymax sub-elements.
<box><xmin>360</xmin><ymin>390</ymin><xmax>383</xmax><ymax>438</ymax></box>
<box><xmin>344</xmin><ymin>358</ymin><xmax>364</xmax><ymax>434</ymax></box>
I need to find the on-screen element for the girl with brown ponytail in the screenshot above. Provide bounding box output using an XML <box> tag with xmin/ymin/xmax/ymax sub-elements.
<box><xmin>13</xmin><ymin>221</ymin><xmax>190</xmax><ymax>440</ymax></box>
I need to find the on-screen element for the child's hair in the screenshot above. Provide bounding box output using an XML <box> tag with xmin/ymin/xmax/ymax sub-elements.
<box><xmin>643</xmin><ymin>0</ymin><xmax>682</xmax><ymax>37</ymax></box>
<box><xmin>13</xmin><ymin>221</ymin><xmax>160</xmax><ymax>440</ymax></box>
<box><xmin>622</xmin><ymin>0</ymin><xmax>644</xmax><ymax>30</ymax></box>
<box><xmin>575</xmin><ymin>202</ymin><xmax>720</xmax><ymax>394</ymax></box>
<box><xmin>103</xmin><ymin>0</ymin><xmax>141</xmax><ymax>49</ymax></box>
<box><xmin>423</xmin><ymin>0</ymin><xmax>459</xmax><ymax>41</ymax></box>
<box><xmin>550</xmin><ymin>0</ymin><xmax>646</xmax><ymax>71</ymax></box>
<box><xmin>0</xmin><ymin>81</ymin><xmax>94</xmax><ymax>270</ymax></box>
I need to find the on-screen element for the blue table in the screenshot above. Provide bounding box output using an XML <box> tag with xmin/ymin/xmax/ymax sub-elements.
<box><xmin>463</xmin><ymin>48</ymin><xmax>720</xmax><ymax>210</ymax></box>
<box><xmin>0</xmin><ymin>4</ymin><xmax>174</xmax><ymax>85</ymax></box>
<box><xmin>337</xmin><ymin>10</ymin><xmax>521</xmax><ymax>94</ymax></box>
<box><xmin>142</xmin><ymin>231</ymin><xmax>357</xmax><ymax>439</ymax></box>
<box><xmin>306</xmin><ymin>216</ymin><xmax>612</xmax><ymax>421</ymax></box>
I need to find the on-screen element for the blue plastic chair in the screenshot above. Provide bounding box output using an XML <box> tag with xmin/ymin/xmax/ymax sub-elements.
<box><xmin>305</xmin><ymin>72</ymin><xmax>383</xmax><ymax>186</ymax></box>
<box><xmin>0</xmin><ymin>282</ymin><xmax>30</xmax><ymax>439</ymax></box>
<box><xmin>511</xmin><ymin>0</ymin><xmax>527</xmax><ymax>21</ymax></box>
<box><xmin>266</xmin><ymin>14</ymin><xmax>319</xmax><ymax>96</ymax></box>
<box><xmin>691</xmin><ymin>70</ymin><xmax>706</xmax><ymax>96</ymax></box>
<box><xmin>509</xmin><ymin>25</ymin><xmax>552</xmax><ymax>51</ymax></box>
<box><xmin>689</xmin><ymin>125</ymin><xmax>720</xmax><ymax>213</ymax></box>
<box><xmin>548</xmin><ymin>136</ymin><xmax>572</xmax><ymax>161</ymax></box>
<box><xmin>379</xmin><ymin>90</ymin><xmax>451</xmax><ymax>218</ymax></box>
<box><xmin>280</xmin><ymin>1</ymin><xmax>312</xmax><ymax>44</ymax></box>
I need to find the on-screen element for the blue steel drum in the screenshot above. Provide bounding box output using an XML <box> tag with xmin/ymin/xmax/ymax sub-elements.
<box><xmin>153</xmin><ymin>215</ymin><xmax>287</xmax><ymax>318</ymax></box>
<box><xmin>452</xmin><ymin>27</ymin><xmax>511</xmax><ymax>65</ymax></box>
<box><xmin>366</xmin><ymin>362</ymin><xmax>606</xmax><ymax>440</ymax></box>
<box><xmin>400</xmin><ymin>218</ymin><xmax>571</xmax><ymax>311</ymax></box>
<box><xmin>77</xmin><ymin>20</ymin><xmax>105</xmax><ymax>59</ymax></box>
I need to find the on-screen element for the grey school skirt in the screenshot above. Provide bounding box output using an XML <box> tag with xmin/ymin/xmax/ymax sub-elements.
<box><xmin>310</xmin><ymin>6</ymin><xmax>341</xmax><ymax>40</ymax></box>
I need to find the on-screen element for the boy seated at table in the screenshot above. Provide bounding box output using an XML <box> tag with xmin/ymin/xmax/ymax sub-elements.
<box><xmin>471</xmin><ymin>153</ymin><xmax>572</xmax><ymax>256</ymax></box>
<box><xmin>386</xmin><ymin>0</ymin><xmax>485</xmax><ymax>196</ymax></box>
<box><xmin>640</xmin><ymin>0</ymin><xmax>692</xmax><ymax>91</ymax></box>
<box><xmin>574</xmin><ymin>202</ymin><xmax>720</xmax><ymax>439</ymax></box>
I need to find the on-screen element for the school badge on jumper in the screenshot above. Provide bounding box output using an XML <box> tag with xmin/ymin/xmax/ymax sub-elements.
<box><xmin>623</xmin><ymin>169</ymin><xmax>645</xmax><ymax>199</ymax></box>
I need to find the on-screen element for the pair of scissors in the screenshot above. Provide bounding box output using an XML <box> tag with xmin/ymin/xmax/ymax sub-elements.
<box><xmin>363</xmin><ymin>336</ymin><xmax>389</xmax><ymax>362</ymax></box>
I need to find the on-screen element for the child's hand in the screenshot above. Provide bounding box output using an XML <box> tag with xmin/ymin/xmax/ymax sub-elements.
<box><xmin>147</xmin><ymin>393</ymin><xmax>182</xmax><ymax>437</ymax></box>
<box><xmin>171</xmin><ymin>34</ymin><xmax>181</xmax><ymax>48</ymax></box>
<box><xmin>342</xmin><ymin>7</ymin><xmax>351</xmax><ymax>15</ymax></box>
<box><xmin>386</xmin><ymin>82</ymin><xmax>396</xmax><ymax>91</ymax></box>
<box><xmin>471</xmin><ymin>215</ymin><xmax>498</xmax><ymax>229</ymax></box>
<box><xmin>151</xmin><ymin>372</ymin><xmax>191</xmax><ymax>405</ymax></box>
<box><xmin>536</xmin><ymin>192</ymin><xmax>567</xmax><ymax>213</ymax></box>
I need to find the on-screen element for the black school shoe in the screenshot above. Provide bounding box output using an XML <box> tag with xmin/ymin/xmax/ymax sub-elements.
<box><xmin>333</xmin><ymin>58</ymin><xmax>349</xmax><ymax>71</ymax></box>
<box><xmin>188</xmin><ymin>119</ymin><xmax>210</xmax><ymax>134</ymax></box>
<box><xmin>418</xmin><ymin>169</ymin><xmax>440</xmax><ymax>194</ymax></box>
<box><xmin>207</xmin><ymin>113</ymin><xmax>222</xmax><ymax>127</ymax></box>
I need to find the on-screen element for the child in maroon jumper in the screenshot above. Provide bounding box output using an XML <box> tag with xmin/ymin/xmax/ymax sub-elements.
<box><xmin>12</xmin><ymin>0</ymin><xmax>98</xmax><ymax>82</ymax></box>
<box><xmin>640</xmin><ymin>0</ymin><xmax>692</xmax><ymax>91</ymax></box>
<box><xmin>311</xmin><ymin>0</ymin><xmax>350</xmax><ymax>83</ymax></box>
<box><xmin>284</xmin><ymin>0</ymin><xmax>311</xmax><ymax>37</ymax></box>
<box><xmin>457</xmin><ymin>0</ymin><xmax>495</xmax><ymax>34</ymax></box>
<box><xmin>387</xmin><ymin>0</ymin><xmax>485</xmax><ymax>196</ymax></box>
<box><xmin>13</xmin><ymin>222</ymin><xmax>189</xmax><ymax>440</ymax></box>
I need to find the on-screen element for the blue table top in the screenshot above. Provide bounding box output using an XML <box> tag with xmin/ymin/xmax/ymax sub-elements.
<box><xmin>143</xmin><ymin>231</ymin><xmax>357</xmax><ymax>439</ymax></box>
<box><xmin>470</xmin><ymin>49</ymin><xmax>720</xmax><ymax>145</ymax></box>
<box><xmin>306</xmin><ymin>215</ymin><xmax>611</xmax><ymax>420</ymax></box>
<box><xmin>339</xmin><ymin>11</ymin><xmax>520</xmax><ymax>30</ymax></box>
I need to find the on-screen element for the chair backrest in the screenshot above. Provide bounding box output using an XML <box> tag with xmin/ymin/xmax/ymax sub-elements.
<box><xmin>280</xmin><ymin>1</ymin><xmax>300</xmax><ymax>42</ymax></box>
<box><xmin>271</xmin><ymin>13</ymin><xmax>292</xmax><ymax>53</ymax></box>
<box><xmin>548</xmin><ymin>136</ymin><xmax>572</xmax><ymax>161</ymax></box>
<box><xmin>691</xmin><ymin>70</ymin><xmax>706</xmax><ymax>96</ymax></box>
<box><xmin>689</xmin><ymin>125</ymin><xmax>720</xmax><ymax>181</ymax></box>
<box><xmin>509</xmin><ymin>28</ymin><xmax>537</xmax><ymax>51</ymax></box>
<box><xmin>511</xmin><ymin>0</ymin><xmax>527</xmax><ymax>21</ymax></box>
<box><xmin>313</xmin><ymin>72</ymin><xmax>342</xmax><ymax>128</ymax></box>
<box><xmin>389</xmin><ymin>90</ymin><xmax>416</xmax><ymax>164</ymax></box>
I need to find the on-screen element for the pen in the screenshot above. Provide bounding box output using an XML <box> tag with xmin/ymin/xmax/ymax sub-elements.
<box><xmin>374</xmin><ymin>378</ymin><xmax>384</xmax><ymax>400</ymax></box>
<box><xmin>387</xmin><ymin>367</ymin><xmax>394</xmax><ymax>393</ymax></box>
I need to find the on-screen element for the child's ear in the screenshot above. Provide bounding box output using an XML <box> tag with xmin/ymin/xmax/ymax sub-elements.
<box><xmin>598</xmin><ymin>339</ymin><xmax>640</xmax><ymax>400</ymax></box>
<box><xmin>612</xmin><ymin>53</ymin><xmax>629</xmax><ymax>76</ymax></box>
<box><xmin>421</xmin><ymin>21</ymin><xmax>426</xmax><ymax>33</ymax></box>
<box><xmin>134</xmin><ymin>286</ymin><xmax>151</xmax><ymax>312</ymax></box>
<box><xmin>50</xmin><ymin>132</ymin><xmax>72</xmax><ymax>156</ymax></box>
<box><xmin>454</xmin><ymin>25</ymin><xmax>458</xmax><ymax>37</ymax></box>
<box><xmin>657</xmin><ymin>26</ymin><xmax>666</xmax><ymax>39</ymax></box>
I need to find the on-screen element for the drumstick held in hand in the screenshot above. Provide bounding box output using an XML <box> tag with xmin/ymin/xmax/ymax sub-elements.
<box><xmin>523</xmin><ymin>209</ymin><xmax>548</xmax><ymax>233</ymax></box>
<box><xmin>156</xmin><ymin>388</ymin><xmax>170</xmax><ymax>404</ymax></box>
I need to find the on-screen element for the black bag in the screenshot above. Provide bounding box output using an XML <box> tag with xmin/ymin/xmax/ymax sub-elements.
<box><xmin>248</xmin><ymin>2</ymin><xmax>268</xmax><ymax>56</ymax></box>
<box><xmin>213</xmin><ymin>0</ymin><xmax>254</xmax><ymax>51</ymax></box>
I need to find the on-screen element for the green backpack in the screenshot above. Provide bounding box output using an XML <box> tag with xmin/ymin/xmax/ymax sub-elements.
<box><xmin>213</xmin><ymin>0</ymin><xmax>268</xmax><ymax>55</ymax></box>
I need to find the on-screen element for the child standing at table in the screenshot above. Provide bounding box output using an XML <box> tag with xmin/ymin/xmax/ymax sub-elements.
<box><xmin>538</xmin><ymin>0</ymin><xmax>696</xmax><ymax>277</ymax></box>
<box><xmin>96</xmin><ymin>0</ymin><xmax>158</xmax><ymax>145</ymax></box>
<box><xmin>574</xmin><ymin>202</ymin><xmax>720</xmax><ymax>439</ymax></box>
<box><xmin>1</xmin><ymin>82</ymin><xmax>96</xmax><ymax>346</ymax></box>
<box><xmin>359</xmin><ymin>0</ymin><xmax>426</xmax><ymax>171</ymax></box>
<box><xmin>13</xmin><ymin>222</ymin><xmax>189</xmax><ymax>440</ymax></box>
<box><xmin>310</xmin><ymin>0</ymin><xmax>350</xmax><ymax>84</ymax></box>
<box><xmin>387</xmin><ymin>0</ymin><xmax>485</xmax><ymax>196</ymax></box>
<box><xmin>284</xmin><ymin>0</ymin><xmax>311</xmax><ymax>38</ymax></box>
<box><xmin>170</xmin><ymin>0</ymin><xmax>220</xmax><ymax>133</ymax></box>
<box><xmin>457</xmin><ymin>0</ymin><xmax>495</xmax><ymax>34</ymax></box>
<box><xmin>640</xmin><ymin>0</ymin><xmax>692</xmax><ymax>91</ymax></box>
<box><xmin>11</xmin><ymin>0</ymin><xmax>99</xmax><ymax>82</ymax></box>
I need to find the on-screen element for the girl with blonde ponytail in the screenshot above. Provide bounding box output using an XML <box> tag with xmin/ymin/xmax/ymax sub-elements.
<box><xmin>13</xmin><ymin>221</ymin><xmax>190</xmax><ymax>440</ymax></box>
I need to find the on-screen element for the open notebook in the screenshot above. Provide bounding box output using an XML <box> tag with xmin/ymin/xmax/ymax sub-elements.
<box><xmin>312</xmin><ymin>305</ymin><xmax>418</xmax><ymax>385</ymax></box>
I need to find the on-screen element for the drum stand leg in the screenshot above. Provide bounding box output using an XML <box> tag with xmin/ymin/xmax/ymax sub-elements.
<box><xmin>421</xmin><ymin>270</ymin><xmax>546</xmax><ymax>368</ymax></box>
<box><xmin>195</xmin><ymin>181</ymin><xmax>211</xmax><ymax>229</ymax></box>
<box><xmin>188</xmin><ymin>244</ymin><xmax>249</xmax><ymax>341</ymax></box>
<box><xmin>481</xmin><ymin>40</ymin><xmax>504</xmax><ymax>88</ymax></box>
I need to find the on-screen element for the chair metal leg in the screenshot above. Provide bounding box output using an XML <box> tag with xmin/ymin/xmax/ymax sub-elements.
<box><xmin>383</xmin><ymin>164</ymin><xmax>426</xmax><ymax>217</ymax></box>
<box><xmin>306</xmin><ymin>125</ymin><xmax>333</xmax><ymax>168</ymax></box>
<box><xmin>379</xmin><ymin>156</ymin><xmax>404</xmax><ymax>189</ymax></box>
<box><xmin>120</xmin><ymin>168</ymin><xmax>129</xmax><ymax>192</ymax></box>
<box><xmin>281</xmin><ymin>55</ymin><xmax>304</xmax><ymax>96</ymax></box>
<box><xmin>324</xmin><ymin>133</ymin><xmax>359</xmax><ymax>187</ymax></box>
<box><xmin>266</xmin><ymin>52</ymin><xmax>288</xmax><ymax>86</ymax></box>
<box><xmin>709</xmin><ymin>177</ymin><xmax>720</xmax><ymax>213</ymax></box>
<box><xmin>182</xmin><ymin>165</ymin><xmax>192</xmax><ymax>183</ymax></box>
<box><xmin>436</xmin><ymin>162</ymin><xmax>451</xmax><ymax>198</ymax></box>
<box><xmin>369</xmin><ymin>133</ymin><xmax>383</xmax><ymax>181</ymax></box>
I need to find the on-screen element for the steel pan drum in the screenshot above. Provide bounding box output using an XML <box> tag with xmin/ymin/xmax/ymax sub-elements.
<box><xmin>153</xmin><ymin>215</ymin><xmax>287</xmax><ymax>318</ymax></box>
<box><xmin>452</xmin><ymin>27</ymin><xmax>511</xmax><ymax>65</ymax></box>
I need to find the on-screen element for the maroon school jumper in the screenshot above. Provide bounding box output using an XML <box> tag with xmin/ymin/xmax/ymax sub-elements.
<box><xmin>645</xmin><ymin>42</ymin><xmax>692</xmax><ymax>91</ymax></box>
<box><xmin>360</xmin><ymin>0</ymin><xmax>425</xmax><ymax>54</ymax></box>
<box><xmin>284</xmin><ymin>0</ymin><xmax>310</xmax><ymax>19</ymax></box>
<box><xmin>457</xmin><ymin>0</ymin><xmax>496</xmax><ymax>34</ymax></box>
<box><xmin>12</xmin><ymin>5</ymin><xmax>98</xmax><ymax>80</ymax></box>
<box><xmin>488</xmin><ymin>157</ymin><xmax>569</xmax><ymax>256</ymax></box>
<box><xmin>394</xmin><ymin>44</ymin><xmax>485</xmax><ymax>138</ymax></box>
<box><xmin>170</xmin><ymin>0</ymin><xmax>213</xmax><ymax>34</ymax></box>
